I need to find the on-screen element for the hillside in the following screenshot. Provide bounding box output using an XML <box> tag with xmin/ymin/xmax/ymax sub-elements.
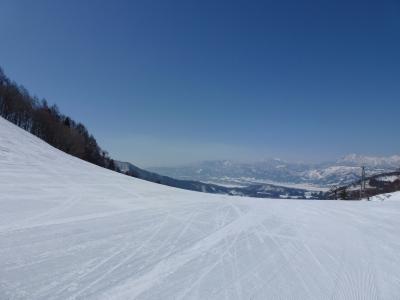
<box><xmin>116</xmin><ymin>160</ymin><xmax>322</xmax><ymax>199</ymax></box>
<box><xmin>0</xmin><ymin>68</ymin><xmax>321</xmax><ymax>199</ymax></box>
<box><xmin>115</xmin><ymin>160</ymin><xmax>231</xmax><ymax>194</ymax></box>
<box><xmin>327</xmin><ymin>171</ymin><xmax>400</xmax><ymax>200</ymax></box>
<box><xmin>0</xmin><ymin>68</ymin><xmax>118</xmax><ymax>171</ymax></box>
<box><xmin>1</xmin><ymin>116</ymin><xmax>400</xmax><ymax>299</ymax></box>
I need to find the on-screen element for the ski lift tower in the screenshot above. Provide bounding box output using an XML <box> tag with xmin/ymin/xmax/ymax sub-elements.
<box><xmin>360</xmin><ymin>166</ymin><xmax>366</xmax><ymax>200</ymax></box>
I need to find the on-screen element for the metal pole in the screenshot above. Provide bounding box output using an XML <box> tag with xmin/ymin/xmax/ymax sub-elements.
<box><xmin>360</xmin><ymin>166</ymin><xmax>365</xmax><ymax>200</ymax></box>
<box><xmin>360</xmin><ymin>167</ymin><xmax>363</xmax><ymax>200</ymax></box>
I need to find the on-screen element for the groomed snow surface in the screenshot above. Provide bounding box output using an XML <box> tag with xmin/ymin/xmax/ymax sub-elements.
<box><xmin>1</xmin><ymin>116</ymin><xmax>400</xmax><ymax>300</ymax></box>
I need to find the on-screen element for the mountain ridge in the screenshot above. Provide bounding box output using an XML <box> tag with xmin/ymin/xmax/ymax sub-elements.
<box><xmin>150</xmin><ymin>155</ymin><xmax>400</xmax><ymax>188</ymax></box>
<box><xmin>116</xmin><ymin>160</ymin><xmax>323</xmax><ymax>199</ymax></box>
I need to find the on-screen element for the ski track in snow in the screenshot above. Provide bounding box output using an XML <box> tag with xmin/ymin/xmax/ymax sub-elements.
<box><xmin>1</xmin><ymin>116</ymin><xmax>400</xmax><ymax>299</ymax></box>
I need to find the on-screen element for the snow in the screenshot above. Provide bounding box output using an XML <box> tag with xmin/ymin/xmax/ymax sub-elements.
<box><xmin>369</xmin><ymin>191</ymin><xmax>400</xmax><ymax>202</ymax></box>
<box><xmin>205</xmin><ymin>177</ymin><xmax>328</xmax><ymax>191</ymax></box>
<box><xmin>376</xmin><ymin>175</ymin><xmax>400</xmax><ymax>183</ymax></box>
<box><xmin>303</xmin><ymin>166</ymin><xmax>360</xmax><ymax>180</ymax></box>
<box><xmin>1</xmin><ymin>116</ymin><xmax>400</xmax><ymax>299</ymax></box>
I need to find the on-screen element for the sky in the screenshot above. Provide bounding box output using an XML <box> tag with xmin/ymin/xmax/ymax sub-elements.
<box><xmin>1</xmin><ymin>0</ymin><xmax>399</xmax><ymax>167</ymax></box>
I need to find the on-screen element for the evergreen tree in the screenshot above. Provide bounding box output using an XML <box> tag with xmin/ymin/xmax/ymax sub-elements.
<box><xmin>339</xmin><ymin>188</ymin><xmax>348</xmax><ymax>200</ymax></box>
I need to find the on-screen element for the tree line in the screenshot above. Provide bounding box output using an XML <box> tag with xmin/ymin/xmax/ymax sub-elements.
<box><xmin>0</xmin><ymin>67</ymin><xmax>119</xmax><ymax>172</ymax></box>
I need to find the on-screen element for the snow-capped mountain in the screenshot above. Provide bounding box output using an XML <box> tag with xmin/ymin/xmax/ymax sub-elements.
<box><xmin>337</xmin><ymin>153</ymin><xmax>400</xmax><ymax>168</ymax></box>
<box><xmin>150</xmin><ymin>155</ymin><xmax>400</xmax><ymax>188</ymax></box>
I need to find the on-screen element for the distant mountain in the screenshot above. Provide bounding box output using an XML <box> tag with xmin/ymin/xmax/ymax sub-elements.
<box><xmin>115</xmin><ymin>161</ymin><xmax>230</xmax><ymax>194</ymax></box>
<box><xmin>116</xmin><ymin>160</ymin><xmax>322</xmax><ymax>199</ymax></box>
<box><xmin>149</xmin><ymin>155</ymin><xmax>400</xmax><ymax>189</ymax></box>
<box><xmin>227</xmin><ymin>184</ymin><xmax>323</xmax><ymax>199</ymax></box>
<box><xmin>337</xmin><ymin>154</ymin><xmax>400</xmax><ymax>168</ymax></box>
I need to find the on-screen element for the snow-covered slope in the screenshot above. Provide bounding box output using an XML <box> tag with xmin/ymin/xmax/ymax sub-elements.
<box><xmin>1</xmin><ymin>116</ymin><xmax>400</xmax><ymax>299</ymax></box>
<box><xmin>369</xmin><ymin>191</ymin><xmax>400</xmax><ymax>202</ymax></box>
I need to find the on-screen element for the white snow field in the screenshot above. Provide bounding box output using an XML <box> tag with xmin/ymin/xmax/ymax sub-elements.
<box><xmin>1</xmin><ymin>116</ymin><xmax>400</xmax><ymax>300</ymax></box>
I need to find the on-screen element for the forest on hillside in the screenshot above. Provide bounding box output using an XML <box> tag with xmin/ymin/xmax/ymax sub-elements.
<box><xmin>0</xmin><ymin>67</ymin><xmax>118</xmax><ymax>171</ymax></box>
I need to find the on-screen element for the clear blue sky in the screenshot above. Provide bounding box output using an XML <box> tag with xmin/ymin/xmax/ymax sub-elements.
<box><xmin>1</xmin><ymin>0</ymin><xmax>399</xmax><ymax>167</ymax></box>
